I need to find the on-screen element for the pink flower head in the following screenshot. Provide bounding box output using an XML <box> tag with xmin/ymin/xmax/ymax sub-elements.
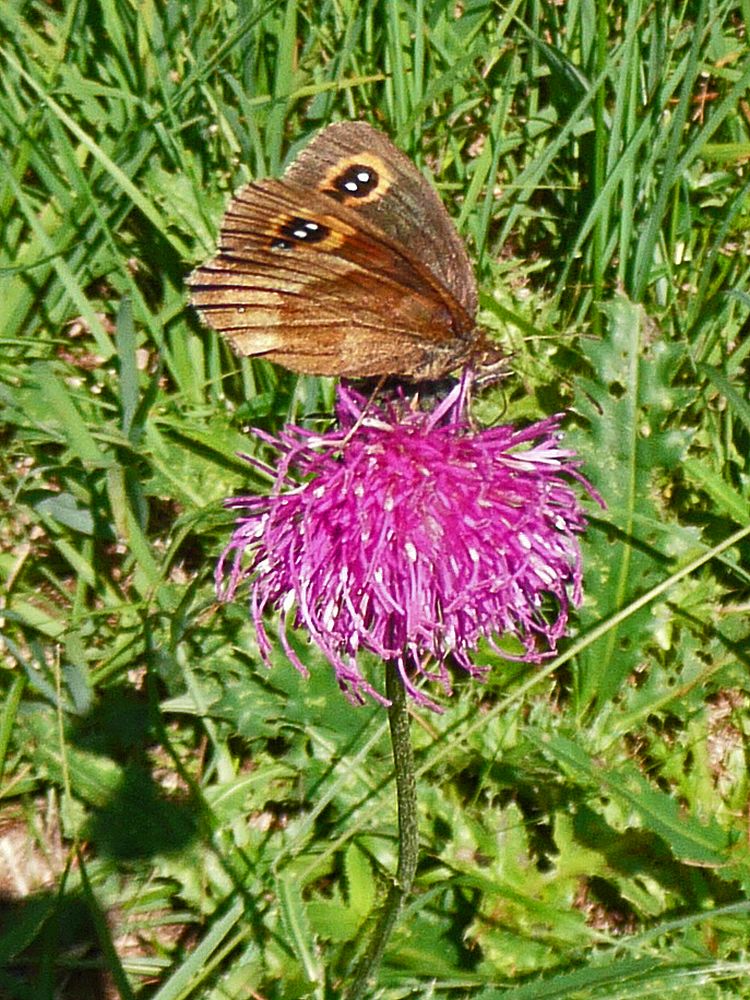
<box><xmin>217</xmin><ymin>378</ymin><xmax>598</xmax><ymax>710</ymax></box>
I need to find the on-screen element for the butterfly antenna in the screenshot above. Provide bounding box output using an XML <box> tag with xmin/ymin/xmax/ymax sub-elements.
<box><xmin>339</xmin><ymin>375</ymin><xmax>387</xmax><ymax>446</ymax></box>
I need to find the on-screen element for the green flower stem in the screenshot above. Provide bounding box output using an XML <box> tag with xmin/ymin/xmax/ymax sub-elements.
<box><xmin>343</xmin><ymin>661</ymin><xmax>419</xmax><ymax>999</ymax></box>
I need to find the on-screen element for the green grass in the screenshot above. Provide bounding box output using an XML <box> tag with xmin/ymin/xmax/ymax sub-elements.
<box><xmin>2</xmin><ymin>0</ymin><xmax>750</xmax><ymax>997</ymax></box>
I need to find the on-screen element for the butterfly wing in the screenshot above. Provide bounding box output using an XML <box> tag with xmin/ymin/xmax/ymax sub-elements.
<box><xmin>189</xmin><ymin>178</ymin><xmax>475</xmax><ymax>378</ymax></box>
<box><xmin>283</xmin><ymin>121</ymin><xmax>478</xmax><ymax>319</ymax></box>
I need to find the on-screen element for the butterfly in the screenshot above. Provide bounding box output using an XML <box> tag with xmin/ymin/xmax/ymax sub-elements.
<box><xmin>189</xmin><ymin>121</ymin><xmax>492</xmax><ymax>380</ymax></box>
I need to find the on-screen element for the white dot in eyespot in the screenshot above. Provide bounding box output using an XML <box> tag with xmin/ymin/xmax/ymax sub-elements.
<box><xmin>305</xmin><ymin>221</ymin><xmax>319</xmax><ymax>230</ymax></box>
<box><xmin>293</xmin><ymin>228</ymin><xmax>309</xmax><ymax>239</ymax></box>
<box><xmin>357</xmin><ymin>171</ymin><xmax>371</xmax><ymax>182</ymax></box>
<box><xmin>344</xmin><ymin>181</ymin><xmax>358</xmax><ymax>192</ymax></box>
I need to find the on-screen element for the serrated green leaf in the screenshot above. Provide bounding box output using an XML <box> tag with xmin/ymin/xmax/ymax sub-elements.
<box><xmin>572</xmin><ymin>296</ymin><xmax>693</xmax><ymax>710</ymax></box>
<box><xmin>539</xmin><ymin>735</ymin><xmax>730</xmax><ymax>864</ymax></box>
<box><xmin>681</xmin><ymin>457</ymin><xmax>750</xmax><ymax>522</ymax></box>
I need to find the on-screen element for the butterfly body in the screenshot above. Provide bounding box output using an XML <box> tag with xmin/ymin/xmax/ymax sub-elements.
<box><xmin>189</xmin><ymin>121</ymin><xmax>487</xmax><ymax>380</ymax></box>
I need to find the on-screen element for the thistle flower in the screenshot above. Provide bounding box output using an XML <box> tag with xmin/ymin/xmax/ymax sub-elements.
<box><xmin>217</xmin><ymin>378</ymin><xmax>597</xmax><ymax>710</ymax></box>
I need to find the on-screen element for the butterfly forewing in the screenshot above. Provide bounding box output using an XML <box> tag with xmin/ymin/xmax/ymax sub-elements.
<box><xmin>284</xmin><ymin>121</ymin><xmax>478</xmax><ymax>319</ymax></box>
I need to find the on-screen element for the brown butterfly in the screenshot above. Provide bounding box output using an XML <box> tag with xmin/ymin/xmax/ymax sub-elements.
<box><xmin>189</xmin><ymin>121</ymin><xmax>493</xmax><ymax>380</ymax></box>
